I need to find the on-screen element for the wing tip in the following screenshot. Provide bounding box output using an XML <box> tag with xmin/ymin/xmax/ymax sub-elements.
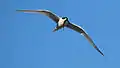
<box><xmin>97</xmin><ymin>48</ymin><xmax>104</xmax><ymax>56</ymax></box>
<box><xmin>101</xmin><ymin>52</ymin><xmax>104</xmax><ymax>56</ymax></box>
<box><xmin>16</xmin><ymin>10</ymin><xmax>29</xmax><ymax>12</ymax></box>
<box><xmin>16</xmin><ymin>10</ymin><xmax>22</xmax><ymax>11</ymax></box>
<box><xmin>94</xmin><ymin>46</ymin><xmax>104</xmax><ymax>56</ymax></box>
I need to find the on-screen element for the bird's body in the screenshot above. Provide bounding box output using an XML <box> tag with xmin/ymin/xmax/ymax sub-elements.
<box><xmin>16</xmin><ymin>9</ymin><xmax>104</xmax><ymax>56</ymax></box>
<box><xmin>58</xmin><ymin>18</ymin><xmax>66</xmax><ymax>26</ymax></box>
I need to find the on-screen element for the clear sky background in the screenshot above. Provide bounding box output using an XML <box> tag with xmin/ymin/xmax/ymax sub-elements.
<box><xmin>1</xmin><ymin>0</ymin><xmax>120</xmax><ymax>68</ymax></box>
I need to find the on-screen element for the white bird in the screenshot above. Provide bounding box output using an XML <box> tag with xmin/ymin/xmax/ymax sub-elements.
<box><xmin>16</xmin><ymin>9</ymin><xmax>104</xmax><ymax>56</ymax></box>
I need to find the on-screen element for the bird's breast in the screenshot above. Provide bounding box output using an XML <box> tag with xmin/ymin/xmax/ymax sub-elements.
<box><xmin>58</xmin><ymin>18</ymin><xmax>66</xmax><ymax>26</ymax></box>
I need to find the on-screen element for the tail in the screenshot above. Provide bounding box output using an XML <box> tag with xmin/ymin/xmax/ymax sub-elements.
<box><xmin>53</xmin><ymin>26</ymin><xmax>64</xmax><ymax>32</ymax></box>
<box><xmin>53</xmin><ymin>27</ymin><xmax>59</xmax><ymax>32</ymax></box>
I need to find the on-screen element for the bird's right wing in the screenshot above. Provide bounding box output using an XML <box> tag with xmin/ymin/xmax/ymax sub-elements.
<box><xmin>66</xmin><ymin>23</ymin><xmax>104</xmax><ymax>56</ymax></box>
<box><xmin>16</xmin><ymin>9</ymin><xmax>60</xmax><ymax>23</ymax></box>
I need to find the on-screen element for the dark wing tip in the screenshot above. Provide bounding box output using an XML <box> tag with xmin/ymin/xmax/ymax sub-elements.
<box><xmin>16</xmin><ymin>10</ymin><xmax>30</xmax><ymax>12</ymax></box>
<box><xmin>16</xmin><ymin>9</ymin><xmax>41</xmax><ymax>12</ymax></box>
<box><xmin>94</xmin><ymin>46</ymin><xmax>104</xmax><ymax>56</ymax></box>
<box><xmin>16</xmin><ymin>10</ymin><xmax>25</xmax><ymax>11</ymax></box>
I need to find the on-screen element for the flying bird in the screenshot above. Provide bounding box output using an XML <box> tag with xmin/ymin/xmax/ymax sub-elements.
<box><xmin>16</xmin><ymin>9</ymin><xmax>104</xmax><ymax>56</ymax></box>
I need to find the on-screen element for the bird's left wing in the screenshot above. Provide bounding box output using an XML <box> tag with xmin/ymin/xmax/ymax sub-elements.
<box><xmin>16</xmin><ymin>9</ymin><xmax>60</xmax><ymax>23</ymax></box>
<box><xmin>66</xmin><ymin>23</ymin><xmax>104</xmax><ymax>56</ymax></box>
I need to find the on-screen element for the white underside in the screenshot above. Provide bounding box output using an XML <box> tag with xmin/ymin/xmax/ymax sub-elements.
<box><xmin>58</xmin><ymin>18</ymin><xmax>66</xmax><ymax>26</ymax></box>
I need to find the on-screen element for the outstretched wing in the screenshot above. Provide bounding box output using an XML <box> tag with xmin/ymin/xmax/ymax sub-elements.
<box><xmin>66</xmin><ymin>23</ymin><xmax>104</xmax><ymax>56</ymax></box>
<box><xmin>16</xmin><ymin>9</ymin><xmax>60</xmax><ymax>23</ymax></box>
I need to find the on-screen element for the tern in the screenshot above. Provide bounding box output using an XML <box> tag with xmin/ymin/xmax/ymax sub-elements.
<box><xmin>16</xmin><ymin>9</ymin><xmax>104</xmax><ymax>56</ymax></box>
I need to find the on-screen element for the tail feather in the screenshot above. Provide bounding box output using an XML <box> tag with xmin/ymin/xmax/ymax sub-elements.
<box><xmin>53</xmin><ymin>26</ymin><xmax>64</xmax><ymax>32</ymax></box>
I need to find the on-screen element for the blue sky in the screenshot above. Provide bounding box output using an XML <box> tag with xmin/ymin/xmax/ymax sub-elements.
<box><xmin>1</xmin><ymin>0</ymin><xmax>120</xmax><ymax>68</ymax></box>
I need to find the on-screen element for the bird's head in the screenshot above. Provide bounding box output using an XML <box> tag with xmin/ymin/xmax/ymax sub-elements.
<box><xmin>62</xmin><ymin>17</ymin><xmax>68</xmax><ymax>21</ymax></box>
<box><xmin>62</xmin><ymin>17</ymin><xmax>69</xmax><ymax>26</ymax></box>
<box><xmin>62</xmin><ymin>17</ymin><xmax>69</xmax><ymax>25</ymax></box>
